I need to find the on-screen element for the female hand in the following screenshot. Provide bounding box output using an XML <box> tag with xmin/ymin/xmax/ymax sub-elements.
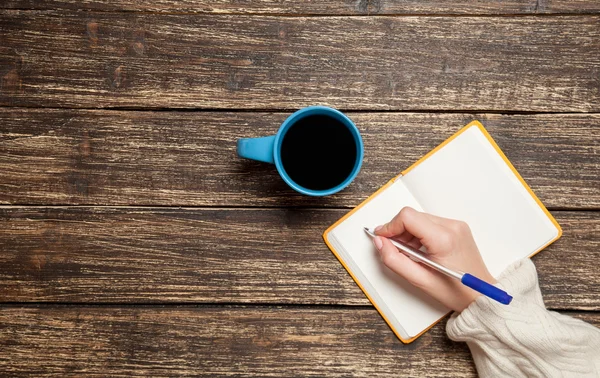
<box><xmin>373</xmin><ymin>206</ymin><xmax>496</xmax><ymax>312</ymax></box>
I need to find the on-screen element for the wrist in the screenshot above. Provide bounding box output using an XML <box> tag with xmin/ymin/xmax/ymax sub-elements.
<box><xmin>454</xmin><ymin>288</ymin><xmax>481</xmax><ymax>313</ymax></box>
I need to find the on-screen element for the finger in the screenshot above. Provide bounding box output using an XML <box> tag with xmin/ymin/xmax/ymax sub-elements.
<box><xmin>405</xmin><ymin>235</ymin><xmax>422</xmax><ymax>250</ymax></box>
<box><xmin>375</xmin><ymin>207</ymin><xmax>418</xmax><ymax>237</ymax></box>
<box><xmin>392</xmin><ymin>235</ymin><xmax>422</xmax><ymax>250</ymax></box>
<box><xmin>378</xmin><ymin>207</ymin><xmax>447</xmax><ymax>242</ymax></box>
<box><xmin>392</xmin><ymin>231</ymin><xmax>413</xmax><ymax>244</ymax></box>
<box><xmin>420</xmin><ymin>212</ymin><xmax>459</xmax><ymax>229</ymax></box>
<box><xmin>375</xmin><ymin>237</ymin><xmax>434</xmax><ymax>287</ymax></box>
<box><xmin>376</xmin><ymin>237</ymin><xmax>476</xmax><ymax>312</ymax></box>
<box><xmin>376</xmin><ymin>207</ymin><xmax>441</xmax><ymax>238</ymax></box>
<box><xmin>376</xmin><ymin>208</ymin><xmax>456</xmax><ymax>239</ymax></box>
<box><xmin>375</xmin><ymin>209</ymin><xmax>408</xmax><ymax>237</ymax></box>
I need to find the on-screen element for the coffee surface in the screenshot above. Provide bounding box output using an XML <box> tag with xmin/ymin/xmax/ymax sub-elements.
<box><xmin>280</xmin><ymin>115</ymin><xmax>357</xmax><ymax>191</ymax></box>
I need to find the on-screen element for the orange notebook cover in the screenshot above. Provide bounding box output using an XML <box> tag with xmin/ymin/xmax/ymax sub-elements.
<box><xmin>323</xmin><ymin>120</ymin><xmax>562</xmax><ymax>343</ymax></box>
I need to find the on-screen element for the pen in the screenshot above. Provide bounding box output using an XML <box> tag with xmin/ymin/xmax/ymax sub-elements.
<box><xmin>363</xmin><ymin>227</ymin><xmax>513</xmax><ymax>305</ymax></box>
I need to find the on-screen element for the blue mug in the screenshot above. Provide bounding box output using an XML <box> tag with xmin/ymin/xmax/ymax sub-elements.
<box><xmin>237</xmin><ymin>106</ymin><xmax>364</xmax><ymax>196</ymax></box>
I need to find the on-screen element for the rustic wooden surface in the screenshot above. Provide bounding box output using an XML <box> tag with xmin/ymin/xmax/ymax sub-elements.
<box><xmin>0</xmin><ymin>208</ymin><xmax>598</xmax><ymax>310</ymax></box>
<box><xmin>1</xmin><ymin>12</ymin><xmax>599</xmax><ymax>111</ymax></box>
<box><xmin>0</xmin><ymin>307</ymin><xmax>597</xmax><ymax>377</ymax></box>
<box><xmin>4</xmin><ymin>0</ymin><xmax>600</xmax><ymax>14</ymax></box>
<box><xmin>1</xmin><ymin>110</ymin><xmax>598</xmax><ymax>208</ymax></box>
<box><xmin>1</xmin><ymin>2</ymin><xmax>599</xmax><ymax>377</ymax></box>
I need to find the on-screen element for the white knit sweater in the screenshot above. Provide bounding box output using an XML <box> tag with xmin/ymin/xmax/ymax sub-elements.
<box><xmin>447</xmin><ymin>259</ymin><xmax>600</xmax><ymax>377</ymax></box>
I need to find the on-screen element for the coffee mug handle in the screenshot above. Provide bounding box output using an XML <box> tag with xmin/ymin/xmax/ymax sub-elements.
<box><xmin>237</xmin><ymin>135</ymin><xmax>276</xmax><ymax>164</ymax></box>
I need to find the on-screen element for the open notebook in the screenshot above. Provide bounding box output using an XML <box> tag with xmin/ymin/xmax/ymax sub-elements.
<box><xmin>323</xmin><ymin>121</ymin><xmax>561</xmax><ymax>343</ymax></box>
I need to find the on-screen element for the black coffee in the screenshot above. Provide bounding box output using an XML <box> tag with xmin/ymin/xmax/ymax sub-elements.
<box><xmin>280</xmin><ymin>115</ymin><xmax>357</xmax><ymax>191</ymax></box>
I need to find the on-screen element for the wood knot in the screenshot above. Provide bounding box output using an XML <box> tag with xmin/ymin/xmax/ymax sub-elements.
<box><xmin>132</xmin><ymin>29</ymin><xmax>146</xmax><ymax>56</ymax></box>
<box><xmin>109</xmin><ymin>65</ymin><xmax>126</xmax><ymax>89</ymax></box>
<box><xmin>442</xmin><ymin>59</ymin><xmax>450</xmax><ymax>73</ymax></box>
<box><xmin>356</xmin><ymin>0</ymin><xmax>382</xmax><ymax>14</ymax></box>
<box><xmin>532</xmin><ymin>0</ymin><xmax>548</xmax><ymax>12</ymax></box>
<box><xmin>86</xmin><ymin>20</ymin><xmax>99</xmax><ymax>47</ymax></box>
<box><xmin>226</xmin><ymin>72</ymin><xmax>253</xmax><ymax>91</ymax></box>
<box><xmin>1</xmin><ymin>69</ymin><xmax>22</xmax><ymax>94</ymax></box>
<box><xmin>369</xmin><ymin>0</ymin><xmax>382</xmax><ymax>13</ymax></box>
<box><xmin>252</xmin><ymin>335</ymin><xmax>274</xmax><ymax>347</ymax></box>
<box><xmin>26</xmin><ymin>224</ymin><xmax>68</xmax><ymax>275</ymax></box>
<box><xmin>30</xmin><ymin>254</ymin><xmax>48</xmax><ymax>271</ymax></box>
<box><xmin>356</xmin><ymin>0</ymin><xmax>369</xmax><ymax>13</ymax></box>
<box><xmin>79</xmin><ymin>132</ymin><xmax>91</xmax><ymax>157</ymax></box>
<box><xmin>133</xmin><ymin>41</ymin><xmax>145</xmax><ymax>55</ymax></box>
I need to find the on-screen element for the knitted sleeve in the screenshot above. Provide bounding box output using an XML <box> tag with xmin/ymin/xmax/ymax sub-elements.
<box><xmin>446</xmin><ymin>258</ymin><xmax>600</xmax><ymax>378</ymax></box>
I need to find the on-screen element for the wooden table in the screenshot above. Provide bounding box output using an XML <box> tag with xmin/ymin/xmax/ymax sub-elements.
<box><xmin>1</xmin><ymin>2</ymin><xmax>599</xmax><ymax>376</ymax></box>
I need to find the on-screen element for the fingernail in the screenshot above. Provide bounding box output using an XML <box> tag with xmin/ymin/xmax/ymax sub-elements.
<box><xmin>374</xmin><ymin>225</ymin><xmax>383</xmax><ymax>233</ymax></box>
<box><xmin>373</xmin><ymin>236</ymin><xmax>383</xmax><ymax>250</ymax></box>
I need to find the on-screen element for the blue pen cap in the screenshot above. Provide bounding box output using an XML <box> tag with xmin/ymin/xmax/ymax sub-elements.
<box><xmin>461</xmin><ymin>273</ymin><xmax>513</xmax><ymax>305</ymax></box>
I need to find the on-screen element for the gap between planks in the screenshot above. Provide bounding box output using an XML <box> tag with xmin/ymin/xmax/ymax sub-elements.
<box><xmin>2</xmin><ymin>105</ymin><xmax>600</xmax><ymax>115</ymax></box>
<box><xmin>0</xmin><ymin>205</ymin><xmax>599</xmax><ymax>211</ymax></box>
<box><xmin>0</xmin><ymin>303</ymin><xmax>596</xmax><ymax>313</ymax></box>
<box><xmin>2</xmin><ymin>9</ymin><xmax>600</xmax><ymax>17</ymax></box>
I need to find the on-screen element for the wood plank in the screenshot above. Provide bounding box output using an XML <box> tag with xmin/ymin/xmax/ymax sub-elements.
<box><xmin>3</xmin><ymin>0</ymin><xmax>600</xmax><ymax>15</ymax></box>
<box><xmin>1</xmin><ymin>12</ymin><xmax>599</xmax><ymax>111</ymax></box>
<box><xmin>1</xmin><ymin>110</ymin><xmax>598</xmax><ymax>208</ymax></box>
<box><xmin>0</xmin><ymin>208</ymin><xmax>597</xmax><ymax>310</ymax></box>
<box><xmin>0</xmin><ymin>306</ymin><xmax>597</xmax><ymax>376</ymax></box>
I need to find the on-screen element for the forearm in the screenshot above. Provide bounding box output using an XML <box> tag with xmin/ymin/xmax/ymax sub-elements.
<box><xmin>447</xmin><ymin>259</ymin><xmax>600</xmax><ymax>378</ymax></box>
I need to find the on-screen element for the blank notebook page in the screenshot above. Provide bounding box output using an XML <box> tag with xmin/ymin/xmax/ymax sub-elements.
<box><xmin>326</xmin><ymin>180</ymin><xmax>448</xmax><ymax>338</ymax></box>
<box><xmin>402</xmin><ymin>125</ymin><xmax>559</xmax><ymax>277</ymax></box>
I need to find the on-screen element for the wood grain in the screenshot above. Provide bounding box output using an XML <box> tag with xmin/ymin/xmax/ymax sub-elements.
<box><xmin>1</xmin><ymin>109</ymin><xmax>598</xmax><ymax>208</ymax></box>
<box><xmin>1</xmin><ymin>4</ymin><xmax>598</xmax><ymax>377</ymax></box>
<box><xmin>0</xmin><ymin>306</ymin><xmax>597</xmax><ymax>377</ymax></box>
<box><xmin>1</xmin><ymin>12</ymin><xmax>599</xmax><ymax>111</ymax></box>
<box><xmin>0</xmin><ymin>208</ymin><xmax>597</xmax><ymax>309</ymax></box>
<box><xmin>3</xmin><ymin>0</ymin><xmax>600</xmax><ymax>15</ymax></box>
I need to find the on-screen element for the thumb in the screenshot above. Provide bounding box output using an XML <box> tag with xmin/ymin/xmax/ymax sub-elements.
<box><xmin>379</xmin><ymin>207</ymin><xmax>449</xmax><ymax>253</ymax></box>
